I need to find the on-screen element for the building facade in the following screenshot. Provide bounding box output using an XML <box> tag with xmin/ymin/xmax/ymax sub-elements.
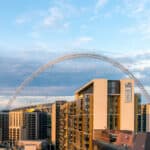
<box><xmin>58</xmin><ymin>78</ymin><xmax>139</xmax><ymax>150</ymax></box>
<box><xmin>51</xmin><ymin>101</ymin><xmax>66</xmax><ymax>150</ymax></box>
<box><xmin>8</xmin><ymin>103</ymin><xmax>52</xmax><ymax>147</ymax></box>
<box><xmin>134</xmin><ymin>93</ymin><xmax>142</xmax><ymax>132</ymax></box>
<box><xmin>0</xmin><ymin>111</ymin><xmax>9</xmax><ymax>144</ymax></box>
<box><xmin>75</xmin><ymin>79</ymin><xmax>135</xmax><ymax>131</ymax></box>
<box><xmin>9</xmin><ymin>110</ymin><xmax>24</xmax><ymax>146</ymax></box>
<box><xmin>23</xmin><ymin>111</ymin><xmax>49</xmax><ymax>140</ymax></box>
<box><xmin>141</xmin><ymin>104</ymin><xmax>150</xmax><ymax>132</ymax></box>
<box><xmin>58</xmin><ymin>102</ymin><xmax>69</xmax><ymax>150</ymax></box>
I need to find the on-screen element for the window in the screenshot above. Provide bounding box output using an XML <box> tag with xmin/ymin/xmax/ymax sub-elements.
<box><xmin>125</xmin><ymin>82</ymin><xmax>132</xmax><ymax>102</ymax></box>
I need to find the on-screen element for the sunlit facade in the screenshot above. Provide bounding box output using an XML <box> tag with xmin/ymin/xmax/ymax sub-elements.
<box><xmin>141</xmin><ymin>103</ymin><xmax>150</xmax><ymax>132</ymax></box>
<box><xmin>9</xmin><ymin>110</ymin><xmax>24</xmax><ymax>146</ymax></box>
<box><xmin>57</xmin><ymin>78</ymin><xmax>139</xmax><ymax>150</ymax></box>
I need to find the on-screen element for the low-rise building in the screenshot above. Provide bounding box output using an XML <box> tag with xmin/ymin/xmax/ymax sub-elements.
<box><xmin>17</xmin><ymin>140</ymin><xmax>49</xmax><ymax>150</ymax></box>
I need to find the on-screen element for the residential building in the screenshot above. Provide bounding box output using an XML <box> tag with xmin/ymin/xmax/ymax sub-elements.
<box><xmin>141</xmin><ymin>103</ymin><xmax>150</xmax><ymax>132</ymax></box>
<box><xmin>134</xmin><ymin>93</ymin><xmax>142</xmax><ymax>132</ymax></box>
<box><xmin>23</xmin><ymin>111</ymin><xmax>49</xmax><ymax>140</ymax></box>
<box><xmin>0</xmin><ymin>111</ymin><xmax>9</xmax><ymax>144</ymax></box>
<box><xmin>51</xmin><ymin>101</ymin><xmax>66</xmax><ymax>150</ymax></box>
<box><xmin>9</xmin><ymin>109</ymin><xmax>24</xmax><ymax>146</ymax></box>
<box><xmin>58</xmin><ymin>78</ymin><xmax>138</xmax><ymax>150</ymax></box>
<box><xmin>9</xmin><ymin>103</ymin><xmax>52</xmax><ymax>146</ymax></box>
<box><xmin>58</xmin><ymin>102</ymin><xmax>69</xmax><ymax>150</ymax></box>
<box><xmin>75</xmin><ymin>79</ymin><xmax>137</xmax><ymax>130</ymax></box>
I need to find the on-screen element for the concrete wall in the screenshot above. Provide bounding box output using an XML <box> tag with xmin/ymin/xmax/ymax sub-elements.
<box><xmin>51</xmin><ymin>104</ymin><xmax>56</xmax><ymax>145</ymax></box>
<box><xmin>120</xmin><ymin>79</ymin><xmax>135</xmax><ymax>131</ymax></box>
<box><xmin>93</xmin><ymin>79</ymin><xmax>108</xmax><ymax>130</ymax></box>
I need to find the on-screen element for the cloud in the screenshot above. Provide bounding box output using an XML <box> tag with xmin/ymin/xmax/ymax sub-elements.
<box><xmin>0</xmin><ymin>49</ymin><xmax>150</xmax><ymax>103</ymax></box>
<box><xmin>30</xmin><ymin>31</ymin><xmax>40</xmax><ymax>39</ymax></box>
<box><xmin>0</xmin><ymin>85</ymin><xmax>76</xmax><ymax>96</ymax></box>
<box><xmin>63</xmin><ymin>22</ymin><xmax>70</xmax><ymax>29</ymax></box>
<box><xmin>16</xmin><ymin>17</ymin><xmax>28</xmax><ymax>24</ymax></box>
<box><xmin>130</xmin><ymin>60</ymin><xmax>150</xmax><ymax>71</ymax></box>
<box><xmin>43</xmin><ymin>7</ymin><xmax>64</xmax><ymax>27</ymax></box>
<box><xmin>120</xmin><ymin>21</ymin><xmax>150</xmax><ymax>37</ymax></box>
<box><xmin>95</xmin><ymin>0</ymin><xmax>107</xmax><ymax>12</ymax></box>
<box><xmin>73</xmin><ymin>36</ymin><xmax>93</xmax><ymax>46</ymax></box>
<box><xmin>15</xmin><ymin>10</ymin><xmax>45</xmax><ymax>25</ymax></box>
<box><xmin>0</xmin><ymin>96</ymin><xmax>74</xmax><ymax>110</ymax></box>
<box><xmin>122</xmin><ymin>0</ymin><xmax>149</xmax><ymax>15</ymax></box>
<box><xmin>14</xmin><ymin>0</ymin><xmax>90</xmax><ymax>33</ymax></box>
<box><xmin>117</xmin><ymin>0</ymin><xmax>150</xmax><ymax>39</ymax></box>
<box><xmin>115</xmin><ymin>50</ymin><xmax>150</xmax><ymax>71</ymax></box>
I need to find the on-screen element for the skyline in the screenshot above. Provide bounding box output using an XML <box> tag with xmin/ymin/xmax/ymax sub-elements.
<box><xmin>0</xmin><ymin>0</ymin><xmax>150</xmax><ymax>102</ymax></box>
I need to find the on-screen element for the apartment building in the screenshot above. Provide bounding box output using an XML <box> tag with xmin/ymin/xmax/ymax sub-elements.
<box><xmin>58</xmin><ymin>102</ymin><xmax>69</xmax><ymax>150</ymax></box>
<box><xmin>0</xmin><ymin>111</ymin><xmax>9</xmax><ymax>144</ymax></box>
<box><xmin>141</xmin><ymin>103</ymin><xmax>150</xmax><ymax>132</ymax></box>
<box><xmin>9</xmin><ymin>109</ymin><xmax>24</xmax><ymax>146</ymax></box>
<box><xmin>58</xmin><ymin>78</ymin><xmax>140</xmax><ymax>150</ymax></box>
<box><xmin>23</xmin><ymin>111</ymin><xmax>49</xmax><ymax>140</ymax></box>
<box><xmin>134</xmin><ymin>93</ymin><xmax>142</xmax><ymax>132</ymax></box>
<box><xmin>9</xmin><ymin>103</ymin><xmax>52</xmax><ymax>146</ymax></box>
<box><xmin>51</xmin><ymin>101</ymin><xmax>66</xmax><ymax>150</ymax></box>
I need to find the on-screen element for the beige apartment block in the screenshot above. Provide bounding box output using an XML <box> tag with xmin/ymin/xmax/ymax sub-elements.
<box><xmin>75</xmin><ymin>78</ymin><xmax>135</xmax><ymax>132</ymax></box>
<box><xmin>22</xmin><ymin>78</ymin><xmax>139</xmax><ymax>150</ymax></box>
<box><xmin>75</xmin><ymin>79</ymin><xmax>108</xmax><ymax>130</ymax></box>
<box><xmin>9</xmin><ymin>110</ymin><xmax>24</xmax><ymax>145</ymax></box>
<box><xmin>65</xmin><ymin>78</ymin><xmax>136</xmax><ymax>150</ymax></box>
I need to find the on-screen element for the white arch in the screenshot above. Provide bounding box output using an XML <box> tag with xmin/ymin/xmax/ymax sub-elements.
<box><xmin>6</xmin><ymin>53</ymin><xmax>150</xmax><ymax>109</ymax></box>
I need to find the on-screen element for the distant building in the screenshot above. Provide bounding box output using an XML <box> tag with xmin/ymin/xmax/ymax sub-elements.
<box><xmin>9</xmin><ymin>103</ymin><xmax>52</xmax><ymax>147</ymax></box>
<box><xmin>23</xmin><ymin>111</ymin><xmax>49</xmax><ymax>140</ymax></box>
<box><xmin>0</xmin><ymin>111</ymin><xmax>9</xmax><ymax>144</ymax></box>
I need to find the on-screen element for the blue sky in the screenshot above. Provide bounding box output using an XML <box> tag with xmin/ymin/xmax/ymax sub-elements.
<box><xmin>0</xmin><ymin>0</ymin><xmax>150</xmax><ymax>105</ymax></box>
<box><xmin>1</xmin><ymin>0</ymin><xmax>150</xmax><ymax>53</ymax></box>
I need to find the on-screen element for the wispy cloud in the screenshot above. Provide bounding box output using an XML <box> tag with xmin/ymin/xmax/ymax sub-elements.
<box><xmin>73</xmin><ymin>36</ymin><xmax>93</xmax><ymax>46</ymax></box>
<box><xmin>43</xmin><ymin>7</ymin><xmax>64</xmax><ymax>27</ymax></box>
<box><xmin>15</xmin><ymin>0</ymin><xmax>80</xmax><ymax>31</ymax></box>
<box><xmin>120</xmin><ymin>21</ymin><xmax>150</xmax><ymax>39</ymax></box>
<box><xmin>0</xmin><ymin>96</ymin><xmax>74</xmax><ymax>110</ymax></box>
<box><xmin>95</xmin><ymin>0</ymin><xmax>108</xmax><ymax>13</ymax></box>
<box><xmin>122</xmin><ymin>0</ymin><xmax>149</xmax><ymax>15</ymax></box>
<box><xmin>15</xmin><ymin>10</ymin><xmax>45</xmax><ymax>25</ymax></box>
<box><xmin>117</xmin><ymin>0</ymin><xmax>150</xmax><ymax>39</ymax></box>
<box><xmin>16</xmin><ymin>17</ymin><xmax>28</xmax><ymax>24</ymax></box>
<box><xmin>30</xmin><ymin>31</ymin><xmax>40</xmax><ymax>39</ymax></box>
